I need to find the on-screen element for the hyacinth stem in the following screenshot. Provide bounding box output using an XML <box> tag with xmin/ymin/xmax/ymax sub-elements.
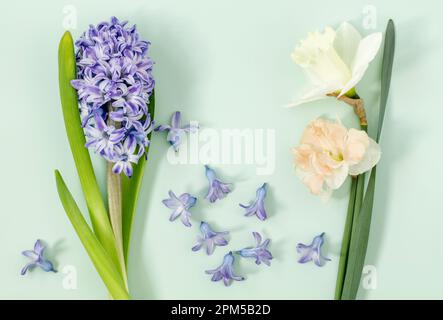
<box><xmin>107</xmin><ymin>105</ymin><xmax>128</xmax><ymax>290</ymax></box>
<box><xmin>122</xmin><ymin>92</ymin><xmax>155</xmax><ymax>266</ymax></box>
<box><xmin>107</xmin><ymin>164</ymin><xmax>128</xmax><ymax>289</ymax></box>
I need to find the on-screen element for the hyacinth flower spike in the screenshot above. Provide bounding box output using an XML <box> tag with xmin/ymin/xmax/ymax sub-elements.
<box><xmin>71</xmin><ymin>16</ymin><xmax>155</xmax><ymax>175</ymax></box>
<box><xmin>155</xmin><ymin>111</ymin><xmax>199</xmax><ymax>152</ymax></box>
<box><xmin>162</xmin><ymin>191</ymin><xmax>197</xmax><ymax>227</ymax></box>
<box><xmin>21</xmin><ymin>240</ymin><xmax>56</xmax><ymax>275</ymax></box>
<box><xmin>205</xmin><ymin>252</ymin><xmax>245</xmax><ymax>286</ymax></box>
<box><xmin>192</xmin><ymin>222</ymin><xmax>229</xmax><ymax>255</ymax></box>
<box><xmin>57</xmin><ymin>16</ymin><xmax>156</xmax><ymax>297</ymax></box>
<box><xmin>204</xmin><ymin>165</ymin><xmax>232</xmax><ymax>203</ymax></box>
<box><xmin>297</xmin><ymin>232</ymin><xmax>331</xmax><ymax>267</ymax></box>
<box><xmin>236</xmin><ymin>232</ymin><xmax>273</xmax><ymax>266</ymax></box>
<box><xmin>239</xmin><ymin>183</ymin><xmax>268</xmax><ymax>221</ymax></box>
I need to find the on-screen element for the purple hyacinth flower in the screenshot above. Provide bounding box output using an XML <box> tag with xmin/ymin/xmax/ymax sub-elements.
<box><xmin>204</xmin><ymin>165</ymin><xmax>232</xmax><ymax>203</ymax></box>
<box><xmin>296</xmin><ymin>232</ymin><xmax>331</xmax><ymax>267</ymax></box>
<box><xmin>154</xmin><ymin>111</ymin><xmax>198</xmax><ymax>152</ymax></box>
<box><xmin>192</xmin><ymin>222</ymin><xmax>229</xmax><ymax>255</ymax></box>
<box><xmin>162</xmin><ymin>191</ymin><xmax>197</xmax><ymax>227</ymax></box>
<box><xmin>111</xmin><ymin>136</ymin><xmax>143</xmax><ymax>177</ymax></box>
<box><xmin>236</xmin><ymin>232</ymin><xmax>273</xmax><ymax>266</ymax></box>
<box><xmin>130</xmin><ymin>114</ymin><xmax>155</xmax><ymax>156</ymax></box>
<box><xmin>21</xmin><ymin>240</ymin><xmax>56</xmax><ymax>275</ymax></box>
<box><xmin>205</xmin><ymin>252</ymin><xmax>245</xmax><ymax>286</ymax></box>
<box><xmin>239</xmin><ymin>183</ymin><xmax>268</xmax><ymax>221</ymax></box>
<box><xmin>71</xmin><ymin>17</ymin><xmax>155</xmax><ymax>177</ymax></box>
<box><xmin>84</xmin><ymin>113</ymin><xmax>125</xmax><ymax>154</ymax></box>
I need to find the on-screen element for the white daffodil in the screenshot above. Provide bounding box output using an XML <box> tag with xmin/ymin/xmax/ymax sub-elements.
<box><xmin>289</xmin><ymin>22</ymin><xmax>382</xmax><ymax>107</ymax></box>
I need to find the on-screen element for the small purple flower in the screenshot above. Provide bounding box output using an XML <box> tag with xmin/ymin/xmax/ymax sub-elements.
<box><xmin>111</xmin><ymin>136</ymin><xmax>143</xmax><ymax>177</ymax></box>
<box><xmin>192</xmin><ymin>222</ymin><xmax>229</xmax><ymax>255</ymax></box>
<box><xmin>154</xmin><ymin>111</ymin><xmax>198</xmax><ymax>152</ymax></box>
<box><xmin>204</xmin><ymin>165</ymin><xmax>232</xmax><ymax>203</ymax></box>
<box><xmin>84</xmin><ymin>113</ymin><xmax>125</xmax><ymax>154</ymax></box>
<box><xmin>131</xmin><ymin>114</ymin><xmax>155</xmax><ymax>153</ymax></box>
<box><xmin>296</xmin><ymin>232</ymin><xmax>331</xmax><ymax>267</ymax></box>
<box><xmin>205</xmin><ymin>252</ymin><xmax>245</xmax><ymax>286</ymax></box>
<box><xmin>162</xmin><ymin>191</ymin><xmax>197</xmax><ymax>227</ymax></box>
<box><xmin>236</xmin><ymin>232</ymin><xmax>273</xmax><ymax>266</ymax></box>
<box><xmin>239</xmin><ymin>183</ymin><xmax>268</xmax><ymax>221</ymax></box>
<box><xmin>21</xmin><ymin>240</ymin><xmax>56</xmax><ymax>275</ymax></box>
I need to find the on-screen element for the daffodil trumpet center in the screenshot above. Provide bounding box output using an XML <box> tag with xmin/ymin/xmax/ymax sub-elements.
<box><xmin>328</xmin><ymin>151</ymin><xmax>344</xmax><ymax>162</ymax></box>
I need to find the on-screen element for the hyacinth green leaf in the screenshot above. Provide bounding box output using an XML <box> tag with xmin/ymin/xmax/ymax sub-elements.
<box><xmin>122</xmin><ymin>91</ymin><xmax>156</xmax><ymax>264</ymax></box>
<box><xmin>341</xmin><ymin>20</ymin><xmax>395</xmax><ymax>300</ymax></box>
<box><xmin>58</xmin><ymin>31</ymin><xmax>121</xmax><ymax>273</ymax></box>
<box><xmin>55</xmin><ymin>170</ymin><xmax>130</xmax><ymax>300</ymax></box>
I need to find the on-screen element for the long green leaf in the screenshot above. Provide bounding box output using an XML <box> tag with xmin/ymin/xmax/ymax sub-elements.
<box><xmin>55</xmin><ymin>170</ymin><xmax>130</xmax><ymax>300</ymax></box>
<box><xmin>341</xmin><ymin>20</ymin><xmax>395</xmax><ymax>300</ymax></box>
<box><xmin>334</xmin><ymin>177</ymin><xmax>357</xmax><ymax>299</ymax></box>
<box><xmin>58</xmin><ymin>31</ymin><xmax>120</xmax><ymax>271</ymax></box>
<box><xmin>335</xmin><ymin>125</ymin><xmax>367</xmax><ymax>299</ymax></box>
<box><xmin>377</xmin><ymin>20</ymin><xmax>396</xmax><ymax>143</ymax></box>
<box><xmin>122</xmin><ymin>91</ymin><xmax>156</xmax><ymax>263</ymax></box>
<box><xmin>341</xmin><ymin>168</ymin><xmax>377</xmax><ymax>299</ymax></box>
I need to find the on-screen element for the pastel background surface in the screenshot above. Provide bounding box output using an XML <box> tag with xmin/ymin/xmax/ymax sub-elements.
<box><xmin>1</xmin><ymin>0</ymin><xmax>441</xmax><ymax>299</ymax></box>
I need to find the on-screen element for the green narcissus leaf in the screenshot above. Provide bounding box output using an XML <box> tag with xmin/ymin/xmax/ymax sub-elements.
<box><xmin>122</xmin><ymin>91</ymin><xmax>156</xmax><ymax>265</ymax></box>
<box><xmin>377</xmin><ymin>20</ymin><xmax>396</xmax><ymax>143</ymax></box>
<box><xmin>55</xmin><ymin>170</ymin><xmax>130</xmax><ymax>300</ymax></box>
<box><xmin>341</xmin><ymin>19</ymin><xmax>395</xmax><ymax>300</ymax></box>
<box><xmin>334</xmin><ymin>177</ymin><xmax>357</xmax><ymax>299</ymax></box>
<box><xmin>58</xmin><ymin>31</ymin><xmax>121</xmax><ymax>273</ymax></box>
<box><xmin>341</xmin><ymin>168</ymin><xmax>377</xmax><ymax>300</ymax></box>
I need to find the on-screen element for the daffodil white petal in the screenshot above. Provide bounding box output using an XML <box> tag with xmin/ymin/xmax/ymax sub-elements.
<box><xmin>339</xmin><ymin>32</ymin><xmax>382</xmax><ymax>97</ymax></box>
<box><xmin>348</xmin><ymin>138</ymin><xmax>381</xmax><ymax>176</ymax></box>
<box><xmin>351</xmin><ymin>32</ymin><xmax>383</xmax><ymax>73</ymax></box>
<box><xmin>292</xmin><ymin>22</ymin><xmax>382</xmax><ymax>102</ymax></box>
<box><xmin>333</xmin><ymin>22</ymin><xmax>362</xmax><ymax>68</ymax></box>
<box><xmin>287</xmin><ymin>83</ymin><xmax>339</xmax><ymax>107</ymax></box>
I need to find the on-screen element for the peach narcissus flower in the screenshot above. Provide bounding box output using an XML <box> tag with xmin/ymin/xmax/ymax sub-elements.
<box><xmin>292</xmin><ymin>118</ymin><xmax>381</xmax><ymax>197</ymax></box>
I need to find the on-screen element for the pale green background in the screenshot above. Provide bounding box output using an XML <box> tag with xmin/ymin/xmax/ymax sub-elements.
<box><xmin>1</xmin><ymin>0</ymin><xmax>442</xmax><ymax>299</ymax></box>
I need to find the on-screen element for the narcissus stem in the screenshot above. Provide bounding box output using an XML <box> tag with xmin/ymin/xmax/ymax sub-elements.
<box><xmin>334</xmin><ymin>97</ymin><xmax>368</xmax><ymax>299</ymax></box>
<box><xmin>334</xmin><ymin>176</ymin><xmax>357</xmax><ymax>299</ymax></box>
<box><xmin>327</xmin><ymin>93</ymin><xmax>367</xmax><ymax>126</ymax></box>
<box><xmin>354</xmin><ymin>124</ymin><xmax>368</xmax><ymax>220</ymax></box>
